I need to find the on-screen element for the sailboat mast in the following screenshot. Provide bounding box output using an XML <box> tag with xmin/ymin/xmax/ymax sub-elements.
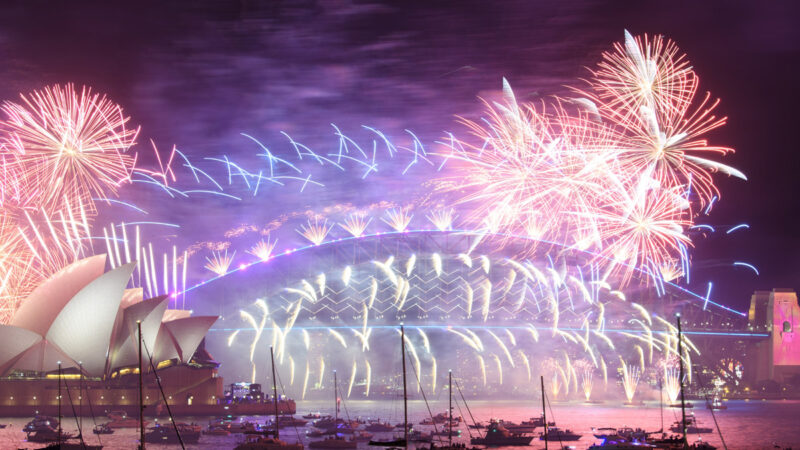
<box><xmin>79</xmin><ymin>361</ymin><xmax>83</xmax><ymax>433</ymax></box>
<box><xmin>334</xmin><ymin>370</ymin><xmax>338</xmax><ymax>424</ymax></box>
<box><xmin>676</xmin><ymin>314</ymin><xmax>688</xmax><ymax>449</ymax></box>
<box><xmin>659</xmin><ymin>374</ymin><xmax>664</xmax><ymax>432</ymax></box>
<box><xmin>448</xmin><ymin>370</ymin><xmax>453</xmax><ymax>447</ymax></box>
<box><xmin>138</xmin><ymin>320</ymin><xmax>145</xmax><ymax>450</ymax></box>
<box><xmin>541</xmin><ymin>375</ymin><xmax>548</xmax><ymax>450</ymax></box>
<box><xmin>401</xmin><ymin>325</ymin><xmax>408</xmax><ymax>449</ymax></box>
<box><xmin>58</xmin><ymin>361</ymin><xmax>62</xmax><ymax>446</ymax></box>
<box><xmin>271</xmin><ymin>346</ymin><xmax>279</xmax><ymax>439</ymax></box>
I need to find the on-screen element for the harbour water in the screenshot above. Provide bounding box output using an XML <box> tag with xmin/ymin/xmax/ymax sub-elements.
<box><xmin>2</xmin><ymin>399</ymin><xmax>798</xmax><ymax>449</ymax></box>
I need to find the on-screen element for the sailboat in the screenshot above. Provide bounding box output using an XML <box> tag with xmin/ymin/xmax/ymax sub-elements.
<box><xmin>536</xmin><ymin>375</ymin><xmax>582</xmax><ymax>444</ymax></box>
<box><xmin>368</xmin><ymin>325</ymin><xmax>408</xmax><ymax>448</ymax></box>
<box><xmin>234</xmin><ymin>346</ymin><xmax>303</xmax><ymax>450</ymax></box>
<box><xmin>311</xmin><ymin>371</ymin><xmax>359</xmax><ymax>434</ymax></box>
<box><xmin>468</xmin><ymin>375</ymin><xmax>536</xmax><ymax>446</ymax></box>
<box><xmin>648</xmin><ymin>315</ymin><xmax>718</xmax><ymax>450</ymax></box>
<box><xmin>135</xmin><ymin>320</ymin><xmax>202</xmax><ymax>446</ymax></box>
<box><xmin>34</xmin><ymin>362</ymin><xmax>103</xmax><ymax>450</ymax></box>
<box><xmin>309</xmin><ymin>369</ymin><xmax>357</xmax><ymax>449</ymax></box>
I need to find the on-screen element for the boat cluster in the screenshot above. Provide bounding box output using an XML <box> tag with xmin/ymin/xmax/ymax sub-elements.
<box><xmin>21</xmin><ymin>410</ymin><xmax>203</xmax><ymax>448</ymax></box>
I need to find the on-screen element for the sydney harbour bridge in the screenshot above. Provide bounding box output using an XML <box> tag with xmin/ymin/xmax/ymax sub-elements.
<box><xmin>187</xmin><ymin>228</ymin><xmax>772</xmax><ymax>402</ymax></box>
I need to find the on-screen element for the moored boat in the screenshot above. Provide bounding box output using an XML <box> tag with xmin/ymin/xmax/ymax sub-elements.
<box><xmin>521</xmin><ymin>414</ymin><xmax>555</xmax><ymax>428</ymax></box>
<box><xmin>364</xmin><ymin>421</ymin><xmax>395</xmax><ymax>432</ymax></box>
<box><xmin>144</xmin><ymin>423</ymin><xmax>202</xmax><ymax>444</ymax></box>
<box><xmin>26</xmin><ymin>428</ymin><xmax>75</xmax><ymax>443</ymax></box>
<box><xmin>589</xmin><ymin>434</ymin><xmax>655</xmax><ymax>449</ymax></box>
<box><xmin>594</xmin><ymin>427</ymin><xmax>649</xmax><ymax>441</ymax></box>
<box><xmin>668</xmin><ymin>415</ymin><xmax>713</xmax><ymax>434</ymax></box>
<box><xmin>431</xmin><ymin>425</ymin><xmax>461</xmax><ymax>437</ymax></box>
<box><xmin>313</xmin><ymin>416</ymin><xmax>359</xmax><ymax>432</ymax></box>
<box><xmin>408</xmin><ymin>429</ymin><xmax>432</xmax><ymax>442</ymax></box>
<box><xmin>229</xmin><ymin>421</ymin><xmax>263</xmax><ymax>433</ymax></box>
<box><xmin>539</xmin><ymin>426</ymin><xmax>582</xmax><ymax>441</ymax></box>
<box><xmin>470</xmin><ymin>421</ymin><xmax>533</xmax><ymax>446</ymax></box>
<box><xmin>92</xmin><ymin>423</ymin><xmax>114</xmax><ymax>435</ymax></box>
<box><xmin>501</xmin><ymin>420</ymin><xmax>536</xmax><ymax>434</ymax></box>
<box><xmin>24</xmin><ymin>415</ymin><xmax>59</xmax><ymax>432</ymax></box>
<box><xmin>268</xmin><ymin>415</ymin><xmax>308</xmax><ymax>428</ymax></box>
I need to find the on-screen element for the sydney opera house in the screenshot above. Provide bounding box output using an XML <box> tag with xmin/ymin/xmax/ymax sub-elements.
<box><xmin>0</xmin><ymin>254</ymin><xmax>293</xmax><ymax>417</ymax></box>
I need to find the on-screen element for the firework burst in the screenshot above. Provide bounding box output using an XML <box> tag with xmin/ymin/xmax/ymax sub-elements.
<box><xmin>620</xmin><ymin>359</ymin><xmax>641</xmax><ymax>403</ymax></box>
<box><xmin>434</xmin><ymin>31</ymin><xmax>744</xmax><ymax>285</ymax></box>
<box><xmin>249</xmin><ymin>237</ymin><xmax>277</xmax><ymax>261</ymax></box>
<box><xmin>205</xmin><ymin>250</ymin><xmax>235</xmax><ymax>276</ymax></box>
<box><xmin>1</xmin><ymin>84</ymin><xmax>138</xmax><ymax>213</ymax></box>
<box><xmin>298</xmin><ymin>218</ymin><xmax>331</xmax><ymax>245</ymax></box>
<box><xmin>339</xmin><ymin>213</ymin><xmax>371</xmax><ymax>238</ymax></box>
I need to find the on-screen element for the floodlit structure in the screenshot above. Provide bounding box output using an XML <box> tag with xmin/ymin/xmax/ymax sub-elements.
<box><xmin>748</xmin><ymin>289</ymin><xmax>800</xmax><ymax>383</ymax></box>
<box><xmin>0</xmin><ymin>255</ymin><xmax>294</xmax><ymax>416</ymax></box>
<box><xmin>0</xmin><ymin>254</ymin><xmax>215</xmax><ymax>377</ymax></box>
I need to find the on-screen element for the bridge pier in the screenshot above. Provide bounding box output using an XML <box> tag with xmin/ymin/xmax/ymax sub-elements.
<box><xmin>747</xmin><ymin>289</ymin><xmax>800</xmax><ymax>384</ymax></box>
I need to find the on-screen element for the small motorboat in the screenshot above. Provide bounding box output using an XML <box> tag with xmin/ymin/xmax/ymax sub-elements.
<box><xmin>669</xmin><ymin>415</ymin><xmax>713</xmax><ymax>434</ymax></box>
<box><xmin>92</xmin><ymin>423</ymin><xmax>115</xmax><ymax>435</ymax></box>
<box><xmin>594</xmin><ymin>427</ymin><xmax>648</xmax><ymax>441</ymax></box>
<box><xmin>501</xmin><ymin>420</ymin><xmax>536</xmax><ymax>434</ymax></box>
<box><xmin>471</xmin><ymin>421</ymin><xmax>533</xmax><ymax>446</ymax></box>
<box><xmin>230</xmin><ymin>421</ymin><xmax>262</xmax><ymax>433</ymax></box>
<box><xmin>431</xmin><ymin>426</ymin><xmax>461</xmax><ymax>437</ymax></box>
<box><xmin>303</xmin><ymin>412</ymin><xmax>322</xmax><ymax>419</ymax></box>
<box><xmin>409</xmin><ymin>429</ymin><xmax>432</xmax><ymax>443</ymax></box>
<box><xmin>144</xmin><ymin>423</ymin><xmax>202</xmax><ymax>444</ymax></box>
<box><xmin>588</xmin><ymin>434</ymin><xmax>655</xmax><ymax>449</ymax></box>
<box><xmin>420</xmin><ymin>412</ymin><xmax>462</xmax><ymax>425</ymax></box>
<box><xmin>364</xmin><ymin>421</ymin><xmax>395</xmax><ymax>432</ymax></box>
<box><xmin>273</xmin><ymin>415</ymin><xmax>308</xmax><ymax>427</ymax></box>
<box><xmin>519</xmin><ymin>415</ymin><xmax>555</xmax><ymax>428</ymax></box>
<box><xmin>26</xmin><ymin>428</ymin><xmax>75</xmax><ymax>443</ymax></box>
<box><xmin>706</xmin><ymin>397</ymin><xmax>727</xmax><ymax>410</ymax></box>
<box><xmin>539</xmin><ymin>426</ymin><xmax>582</xmax><ymax>441</ymax></box>
<box><xmin>24</xmin><ymin>415</ymin><xmax>59</xmax><ymax>433</ymax></box>
<box><xmin>593</xmin><ymin>427</ymin><xmax>619</xmax><ymax>439</ymax></box>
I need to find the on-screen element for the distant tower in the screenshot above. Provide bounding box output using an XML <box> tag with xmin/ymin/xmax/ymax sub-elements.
<box><xmin>748</xmin><ymin>289</ymin><xmax>800</xmax><ymax>382</ymax></box>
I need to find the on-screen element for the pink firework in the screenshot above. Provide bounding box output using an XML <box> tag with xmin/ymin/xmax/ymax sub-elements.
<box><xmin>1</xmin><ymin>83</ymin><xmax>139</xmax><ymax>213</ymax></box>
<box><xmin>581</xmin><ymin>31</ymin><xmax>745</xmax><ymax>208</ymax></box>
<box><xmin>436</xmin><ymin>31</ymin><xmax>744</xmax><ymax>285</ymax></box>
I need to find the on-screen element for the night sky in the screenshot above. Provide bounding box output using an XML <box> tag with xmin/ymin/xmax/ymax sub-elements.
<box><xmin>1</xmin><ymin>0</ymin><xmax>799</xmax><ymax>312</ymax></box>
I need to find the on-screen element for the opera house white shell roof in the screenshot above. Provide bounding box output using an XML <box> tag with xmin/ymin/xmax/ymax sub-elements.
<box><xmin>0</xmin><ymin>255</ymin><xmax>217</xmax><ymax>377</ymax></box>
